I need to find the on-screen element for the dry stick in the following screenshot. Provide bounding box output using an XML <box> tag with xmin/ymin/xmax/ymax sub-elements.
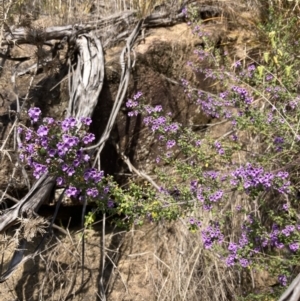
<box><xmin>0</xmin><ymin>190</ymin><xmax>18</xmax><ymax>203</ymax></box>
<box><xmin>99</xmin><ymin>212</ymin><xmax>106</xmax><ymax>301</ymax></box>
<box><xmin>63</xmin><ymin>261</ymin><xmax>79</xmax><ymax>301</ymax></box>
<box><xmin>103</xmin><ymin>231</ymin><xmax>126</xmax><ymax>294</ymax></box>
<box><xmin>104</xmin><ymin>252</ymin><xmax>129</xmax><ymax>293</ymax></box>
<box><xmin>182</xmin><ymin>246</ymin><xmax>201</xmax><ymax>300</ymax></box>
<box><xmin>12</xmin><ymin>67</ymin><xmax>36</xmax><ymax>190</ymax></box>
<box><xmin>118</xmin><ymin>149</ymin><xmax>161</xmax><ymax>190</ymax></box>
<box><xmin>80</xmin><ymin>194</ymin><xmax>87</xmax><ymax>292</ymax></box>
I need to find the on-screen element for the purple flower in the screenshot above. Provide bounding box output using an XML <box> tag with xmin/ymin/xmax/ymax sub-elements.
<box><xmin>231</xmin><ymin>134</ymin><xmax>238</xmax><ymax>141</ymax></box>
<box><xmin>261</xmin><ymin>237</ymin><xmax>269</xmax><ymax>247</ymax></box>
<box><xmin>189</xmin><ymin>218</ymin><xmax>195</xmax><ymax>225</ymax></box>
<box><xmin>61</xmin><ymin>163</ymin><xmax>69</xmax><ymax>172</ymax></box>
<box><xmin>63</xmin><ymin>134</ymin><xmax>79</xmax><ymax>147</ymax></box>
<box><xmin>92</xmin><ymin>170</ymin><xmax>104</xmax><ymax>183</ymax></box>
<box><xmin>190</xmin><ymin>180</ymin><xmax>198</xmax><ymax>192</ymax></box>
<box><xmin>166</xmin><ymin>140</ymin><xmax>176</xmax><ymax>149</ymax></box>
<box><xmin>278</xmin><ymin>275</ymin><xmax>287</xmax><ymax>286</ymax></box>
<box><xmin>275</xmin><ymin>241</ymin><xmax>285</xmax><ymax>249</ymax></box>
<box><xmin>209</xmin><ymin>190</ymin><xmax>223</xmax><ymax>202</ymax></box>
<box><xmin>28</xmin><ymin>107</ymin><xmax>41</xmax><ymax>123</ymax></box>
<box><xmin>80</xmin><ymin>117</ymin><xmax>92</xmax><ymax>126</ymax></box>
<box><xmin>128</xmin><ymin>110</ymin><xmax>138</xmax><ymax>117</ymax></box>
<box><xmin>289</xmin><ymin>100</ymin><xmax>298</xmax><ymax>109</ymax></box>
<box><xmin>66</xmin><ymin>186</ymin><xmax>80</xmax><ymax>198</ymax></box>
<box><xmin>239</xmin><ymin>258</ymin><xmax>249</xmax><ymax>268</ymax></box>
<box><xmin>274</xmin><ymin>136</ymin><xmax>284</xmax><ymax>152</ymax></box>
<box><xmin>82</xmin><ymin>133</ymin><xmax>95</xmax><ymax>144</ymax></box>
<box><xmin>228</xmin><ymin>242</ymin><xmax>238</xmax><ymax>254</ymax></box>
<box><xmin>234</xmin><ymin>61</ymin><xmax>241</xmax><ymax>68</ymax></box>
<box><xmin>248</xmin><ymin>64</ymin><xmax>256</xmax><ymax>72</ymax></box>
<box><xmin>182</xmin><ymin>6</ymin><xmax>188</xmax><ymax>17</ymax></box>
<box><xmin>236</xmin><ymin>205</ymin><xmax>242</xmax><ymax>211</ymax></box>
<box><xmin>43</xmin><ymin>117</ymin><xmax>55</xmax><ymax>125</ymax></box>
<box><xmin>201</xmin><ymin>223</ymin><xmax>224</xmax><ymax>248</ymax></box>
<box><xmin>282</xmin><ymin>228</ymin><xmax>291</xmax><ymax>236</ymax></box>
<box><xmin>32</xmin><ymin>162</ymin><xmax>48</xmax><ymax>179</ymax></box>
<box><xmin>239</xmin><ymin>233</ymin><xmax>249</xmax><ymax>247</ymax></box>
<box><xmin>214</xmin><ymin>141</ymin><xmax>224</xmax><ymax>155</ymax></box>
<box><xmin>107</xmin><ymin>199</ymin><xmax>115</xmax><ymax>208</ymax></box>
<box><xmin>48</xmin><ymin>149</ymin><xmax>56</xmax><ymax>157</ymax></box>
<box><xmin>83</xmin><ymin>154</ymin><xmax>90</xmax><ymax>162</ymax></box>
<box><xmin>25</xmin><ymin>144</ymin><xmax>35</xmax><ymax>155</ymax></box>
<box><xmin>57</xmin><ymin>142</ymin><xmax>70</xmax><ymax>155</ymax></box>
<box><xmin>67</xmin><ymin>167</ymin><xmax>75</xmax><ymax>176</ymax></box>
<box><xmin>25</xmin><ymin>130</ymin><xmax>33</xmax><ymax>141</ymax></box>
<box><xmin>84</xmin><ymin>170</ymin><xmax>91</xmax><ymax>181</ymax></box>
<box><xmin>126</xmin><ymin>99</ymin><xmax>134</xmax><ymax>108</ymax></box>
<box><xmin>40</xmin><ymin>137</ymin><xmax>48</xmax><ymax>147</ymax></box>
<box><xmin>168</xmin><ymin>123</ymin><xmax>180</xmax><ymax>133</ymax></box>
<box><xmin>56</xmin><ymin>177</ymin><xmax>64</xmax><ymax>185</ymax></box>
<box><xmin>155</xmin><ymin>116</ymin><xmax>166</xmax><ymax>126</ymax></box>
<box><xmin>61</xmin><ymin>119</ymin><xmax>72</xmax><ymax>131</ymax></box>
<box><xmin>73</xmin><ymin>159</ymin><xmax>80</xmax><ymax>167</ymax></box>
<box><xmin>153</xmin><ymin>105</ymin><xmax>162</xmax><ymax>112</ymax></box>
<box><xmin>289</xmin><ymin>242</ymin><xmax>299</xmax><ymax>252</ymax></box>
<box><xmin>203</xmin><ymin>204</ymin><xmax>213</xmax><ymax>211</ymax></box>
<box><xmin>283</xmin><ymin>203</ymin><xmax>289</xmax><ymax>211</ymax></box>
<box><xmin>225</xmin><ymin>254</ymin><xmax>236</xmax><ymax>267</ymax></box>
<box><xmin>133</xmin><ymin>91</ymin><xmax>142</xmax><ymax>100</ymax></box>
<box><xmin>84</xmin><ymin>168</ymin><xmax>104</xmax><ymax>183</ymax></box>
<box><xmin>86</xmin><ymin>187</ymin><xmax>99</xmax><ymax>198</ymax></box>
<box><xmin>203</xmin><ymin>171</ymin><xmax>218</xmax><ymax>179</ymax></box>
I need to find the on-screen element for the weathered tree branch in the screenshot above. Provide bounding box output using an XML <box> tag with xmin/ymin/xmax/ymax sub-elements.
<box><xmin>68</xmin><ymin>32</ymin><xmax>104</xmax><ymax>122</ymax></box>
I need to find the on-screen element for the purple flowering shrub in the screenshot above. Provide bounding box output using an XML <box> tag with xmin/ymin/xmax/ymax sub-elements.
<box><xmin>123</xmin><ymin>6</ymin><xmax>300</xmax><ymax>297</ymax></box>
<box><xmin>18</xmin><ymin>108</ymin><xmax>115</xmax><ymax>208</ymax></box>
<box><xmin>18</xmin><ymin>107</ymin><xmax>174</xmax><ymax>226</ymax></box>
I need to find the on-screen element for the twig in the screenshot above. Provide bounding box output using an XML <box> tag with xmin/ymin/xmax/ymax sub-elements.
<box><xmin>99</xmin><ymin>212</ymin><xmax>106</xmax><ymax>301</ymax></box>
<box><xmin>118</xmin><ymin>149</ymin><xmax>161</xmax><ymax>191</ymax></box>
<box><xmin>105</xmin><ymin>252</ymin><xmax>128</xmax><ymax>293</ymax></box>
<box><xmin>0</xmin><ymin>189</ymin><xmax>19</xmax><ymax>203</ymax></box>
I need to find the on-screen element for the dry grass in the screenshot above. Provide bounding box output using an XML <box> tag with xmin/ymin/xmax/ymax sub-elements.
<box><xmin>8</xmin><ymin>0</ymin><xmax>185</xmax><ymax>26</ymax></box>
<box><xmin>148</xmin><ymin>222</ymin><xmax>238</xmax><ymax>301</ymax></box>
